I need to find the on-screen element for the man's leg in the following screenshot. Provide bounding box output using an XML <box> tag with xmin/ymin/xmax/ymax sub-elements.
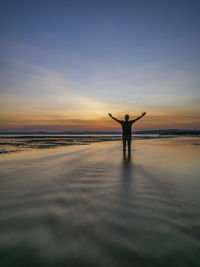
<box><xmin>128</xmin><ymin>138</ymin><xmax>131</xmax><ymax>153</ymax></box>
<box><xmin>123</xmin><ymin>137</ymin><xmax>126</xmax><ymax>152</ymax></box>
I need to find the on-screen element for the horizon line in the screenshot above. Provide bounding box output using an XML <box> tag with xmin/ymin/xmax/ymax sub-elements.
<box><xmin>0</xmin><ymin>129</ymin><xmax>199</xmax><ymax>134</ymax></box>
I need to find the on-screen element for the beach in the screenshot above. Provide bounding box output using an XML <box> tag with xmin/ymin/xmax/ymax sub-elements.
<box><xmin>0</xmin><ymin>137</ymin><xmax>200</xmax><ymax>267</ymax></box>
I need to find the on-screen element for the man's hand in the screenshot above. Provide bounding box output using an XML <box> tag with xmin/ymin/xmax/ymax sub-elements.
<box><xmin>142</xmin><ymin>112</ymin><xmax>146</xmax><ymax>116</ymax></box>
<box><xmin>108</xmin><ymin>113</ymin><xmax>112</xmax><ymax>117</ymax></box>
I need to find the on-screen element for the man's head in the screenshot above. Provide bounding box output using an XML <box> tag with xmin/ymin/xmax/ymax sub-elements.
<box><xmin>125</xmin><ymin>114</ymin><xmax>129</xmax><ymax>121</ymax></box>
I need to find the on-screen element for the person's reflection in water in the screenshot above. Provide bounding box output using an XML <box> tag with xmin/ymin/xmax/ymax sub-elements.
<box><xmin>122</xmin><ymin>150</ymin><xmax>132</xmax><ymax>181</ymax></box>
<box><xmin>119</xmin><ymin>151</ymin><xmax>133</xmax><ymax>210</ymax></box>
<box><xmin>123</xmin><ymin>150</ymin><xmax>131</xmax><ymax>164</ymax></box>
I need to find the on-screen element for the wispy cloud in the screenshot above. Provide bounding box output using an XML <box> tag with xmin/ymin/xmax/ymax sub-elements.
<box><xmin>0</xmin><ymin>46</ymin><xmax>200</xmax><ymax>130</ymax></box>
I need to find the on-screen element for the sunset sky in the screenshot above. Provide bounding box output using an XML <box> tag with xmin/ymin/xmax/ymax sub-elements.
<box><xmin>0</xmin><ymin>0</ymin><xmax>200</xmax><ymax>131</ymax></box>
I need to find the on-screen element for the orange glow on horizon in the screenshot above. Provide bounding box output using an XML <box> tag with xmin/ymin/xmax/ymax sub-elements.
<box><xmin>0</xmin><ymin>110</ymin><xmax>200</xmax><ymax>131</ymax></box>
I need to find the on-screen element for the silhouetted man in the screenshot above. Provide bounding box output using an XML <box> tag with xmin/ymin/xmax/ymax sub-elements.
<box><xmin>108</xmin><ymin>112</ymin><xmax>146</xmax><ymax>152</ymax></box>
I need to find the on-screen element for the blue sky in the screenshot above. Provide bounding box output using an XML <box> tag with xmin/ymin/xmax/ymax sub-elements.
<box><xmin>0</xmin><ymin>0</ymin><xmax>200</xmax><ymax>130</ymax></box>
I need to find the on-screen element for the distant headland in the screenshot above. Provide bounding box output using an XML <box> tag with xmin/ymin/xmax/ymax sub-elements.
<box><xmin>0</xmin><ymin>129</ymin><xmax>199</xmax><ymax>135</ymax></box>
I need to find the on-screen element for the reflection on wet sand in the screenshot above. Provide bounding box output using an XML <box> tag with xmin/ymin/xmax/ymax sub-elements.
<box><xmin>123</xmin><ymin>150</ymin><xmax>131</xmax><ymax>163</ymax></box>
<box><xmin>121</xmin><ymin>151</ymin><xmax>132</xmax><ymax>185</ymax></box>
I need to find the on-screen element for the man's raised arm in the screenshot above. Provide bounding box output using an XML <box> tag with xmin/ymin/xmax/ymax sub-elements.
<box><xmin>108</xmin><ymin>113</ymin><xmax>121</xmax><ymax>124</ymax></box>
<box><xmin>131</xmin><ymin>112</ymin><xmax>146</xmax><ymax>123</ymax></box>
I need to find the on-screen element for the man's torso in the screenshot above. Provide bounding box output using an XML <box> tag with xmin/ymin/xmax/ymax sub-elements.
<box><xmin>120</xmin><ymin>121</ymin><xmax>132</xmax><ymax>138</ymax></box>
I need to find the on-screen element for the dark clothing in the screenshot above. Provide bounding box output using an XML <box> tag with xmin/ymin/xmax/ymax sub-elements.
<box><xmin>119</xmin><ymin>120</ymin><xmax>133</xmax><ymax>152</ymax></box>
<box><xmin>120</xmin><ymin>121</ymin><xmax>133</xmax><ymax>138</ymax></box>
<box><xmin>123</xmin><ymin>135</ymin><xmax>131</xmax><ymax>152</ymax></box>
<box><xmin>109</xmin><ymin>113</ymin><xmax>145</xmax><ymax>152</ymax></box>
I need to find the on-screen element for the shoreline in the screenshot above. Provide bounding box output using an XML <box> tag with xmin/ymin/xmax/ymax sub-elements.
<box><xmin>0</xmin><ymin>135</ymin><xmax>199</xmax><ymax>155</ymax></box>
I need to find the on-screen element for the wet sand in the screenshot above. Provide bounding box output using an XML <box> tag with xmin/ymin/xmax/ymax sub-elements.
<box><xmin>0</xmin><ymin>138</ymin><xmax>200</xmax><ymax>267</ymax></box>
<box><xmin>0</xmin><ymin>134</ymin><xmax>167</xmax><ymax>154</ymax></box>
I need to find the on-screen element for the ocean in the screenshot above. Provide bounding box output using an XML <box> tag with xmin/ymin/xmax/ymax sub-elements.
<box><xmin>0</xmin><ymin>137</ymin><xmax>200</xmax><ymax>267</ymax></box>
